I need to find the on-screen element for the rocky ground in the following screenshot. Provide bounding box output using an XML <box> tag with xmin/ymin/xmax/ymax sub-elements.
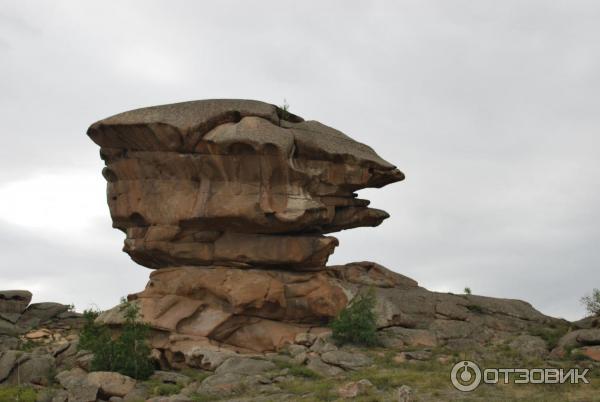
<box><xmin>2</xmin><ymin>288</ymin><xmax>600</xmax><ymax>402</ymax></box>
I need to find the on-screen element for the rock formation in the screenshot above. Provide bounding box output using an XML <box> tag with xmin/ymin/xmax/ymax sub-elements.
<box><xmin>88</xmin><ymin>99</ymin><xmax>405</xmax><ymax>355</ymax></box>
<box><xmin>87</xmin><ymin>99</ymin><xmax>569</xmax><ymax>368</ymax></box>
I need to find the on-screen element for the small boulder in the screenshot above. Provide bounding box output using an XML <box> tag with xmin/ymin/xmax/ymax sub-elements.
<box><xmin>198</xmin><ymin>372</ymin><xmax>246</xmax><ymax>395</ymax></box>
<box><xmin>0</xmin><ymin>290</ymin><xmax>32</xmax><ymax>315</ymax></box>
<box><xmin>17</xmin><ymin>303</ymin><xmax>69</xmax><ymax>330</ymax></box>
<box><xmin>87</xmin><ymin>371</ymin><xmax>137</xmax><ymax>398</ymax></box>
<box><xmin>285</xmin><ymin>344</ymin><xmax>307</xmax><ymax>357</ymax></box>
<box><xmin>56</xmin><ymin>367</ymin><xmax>98</xmax><ymax>402</ymax></box>
<box><xmin>320</xmin><ymin>350</ymin><xmax>372</xmax><ymax>370</ymax></box>
<box><xmin>306</xmin><ymin>356</ymin><xmax>344</xmax><ymax>377</ymax></box>
<box><xmin>309</xmin><ymin>337</ymin><xmax>337</xmax><ymax>354</ymax></box>
<box><xmin>337</xmin><ymin>379</ymin><xmax>374</xmax><ymax>398</ymax></box>
<box><xmin>214</xmin><ymin>357</ymin><xmax>276</xmax><ymax>376</ymax></box>
<box><xmin>294</xmin><ymin>332</ymin><xmax>316</xmax><ymax>346</ymax></box>
<box><xmin>397</xmin><ymin>385</ymin><xmax>413</xmax><ymax>402</ymax></box>
<box><xmin>403</xmin><ymin>350</ymin><xmax>432</xmax><ymax>361</ymax></box>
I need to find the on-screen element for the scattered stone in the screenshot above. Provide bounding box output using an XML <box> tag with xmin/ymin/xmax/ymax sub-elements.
<box><xmin>122</xmin><ymin>384</ymin><xmax>150</xmax><ymax>401</ymax></box>
<box><xmin>437</xmin><ymin>355</ymin><xmax>451</xmax><ymax>364</ymax></box>
<box><xmin>9</xmin><ymin>353</ymin><xmax>55</xmax><ymax>385</ymax></box>
<box><xmin>87</xmin><ymin>371</ymin><xmax>137</xmax><ymax>398</ymax></box>
<box><xmin>320</xmin><ymin>350</ymin><xmax>372</xmax><ymax>370</ymax></box>
<box><xmin>337</xmin><ymin>379</ymin><xmax>374</xmax><ymax>398</ymax></box>
<box><xmin>198</xmin><ymin>372</ymin><xmax>247</xmax><ymax>395</ymax></box>
<box><xmin>17</xmin><ymin>303</ymin><xmax>70</xmax><ymax>330</ymax></box>
<box><xmin>293</xmin><ymin>352</ymin><xmax>308</xmax><ymax>365</ymax></box>
<box><xmin>308</xmin><ymin>337</ymin><xmax>337</xmax><ymax>354</ymax></box>
<box><xmin>294</xmin><ymin>332</ymin><xmax>317</xmax><ymax>347</ymax></box>
<box><xmin>393</xmin><ymin>353</ymin><xmax>406</xmax><ymax>364</ymax></box>
<box><xmin>76</xmin><ymin>351</ymin><xmax>94</xmax><ymax>371</ymax></box>
<box><xmin>306</xmin><ymin>356</ymin><xmax>344</xmax><ymax>377</ymax></box>
<box><xmin>215</xmin><ymin>357</ymin><xmax>276</xmax><ymax>376</ymax></box>
<box><xmin>285</xmin><ymin>344</ymin><xmax>307</xmax><ymax>357</ymax></box>
<box><xmin>397</xmin><ymin>385</ymin><xmax>413</xmax><ymax>402</ymax></box>
<box><xmin>25</xmin><ymin>328</ymin><xmax>53</xmax><ymax>340</ymax></box>
<box><xmin>56</xmin><ymin>367</ymin><xmax>98</xmax><ymax>402</ymax></box>
<box><xmin>404</xmin><ymin>350</ymin><xmax>432</xmax><ymax>361</ymax></box>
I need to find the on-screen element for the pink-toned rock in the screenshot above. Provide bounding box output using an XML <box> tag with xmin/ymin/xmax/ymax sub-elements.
<box><xmin>580</xmin><ymin>346</ymin><xmax>600</xmax><ymax>361</ymax></box>
<box><xmin>88</xmin><ymin>99</ymin><xmax>403</xmax><ymax>270</ymax></box>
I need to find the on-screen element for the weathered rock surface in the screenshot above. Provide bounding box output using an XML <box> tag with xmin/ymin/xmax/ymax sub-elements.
<box><xmin>87</xmin><ymin>100</ymin><xmax>568</xmax><ymax>363</ymax></box>
<box><xmin>88</xmin><ymin>99</ymin><xmax>403</xmax><ymax>270</ymax></box>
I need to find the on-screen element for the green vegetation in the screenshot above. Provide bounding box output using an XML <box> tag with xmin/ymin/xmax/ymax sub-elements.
<box><xmin>278</xmin><ymin>99</ymin><xmax>291</xmax><ymax>124</ymax></box>
<box><xmin>18</xmin><ymin>339</ymin><xmax>42</xmax><ymax>352</ymax></box>
<box><xmin>145</xmin><ymin>380</ymin><xmax>183</xmax><ymax>396</ymax></box>
<box><xmin>331</xmin><ymin>288</ymin><xmax>379</xmax><ymax>346</ymax></box>
<box><xmin>466</xmin><ymin>304</ymin><xmax>484</xmax><ymax>314</ymax></box>
<box><xmin>464</xmin><ymin>287</ymin><xmax>472</xmax><ymax>295</ymax></box>
<box><xmin>78</xmin><ymin>300</ymin><xmax>154</xmax><ymax>380</ymax></box>
<box><xmin>581</xmin><ymin>288</ymin><xmax>600</xmax><ymax>316</ymax></box>
<box><xmin>529</xmin><ymin>323</ymin><xmax>571</xmax><ymax>350</ymax></box>
<box><xmin>273</xmin><ymin>360</ymin><xmax>321</xmax><ymax>379</ymax></box>
<box><xmin>0</xmin><ymin>386</ymin><xmax>37</xmax><ymax>402</ymax></box>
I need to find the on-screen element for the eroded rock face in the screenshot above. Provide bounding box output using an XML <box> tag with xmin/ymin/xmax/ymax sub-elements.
<box><xmin>89</xmin><ymin>99</ymin><xmax>404</xmax><ymax>355</ymax></box>
<box><xmin>88</xmin><ymin>99</ymin><xmax>403</xmax><ymax>269</ymax></box>
<box><xmin>88</xmin><ymin>100</ymin><xmax>561</xmax><ymax>363</ymax></box>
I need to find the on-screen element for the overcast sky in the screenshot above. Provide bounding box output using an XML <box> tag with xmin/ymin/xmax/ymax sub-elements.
<box><xmin>1</xmin><ymin>1</ymin><xmax>598</xmax><ymax>320</ymax></box>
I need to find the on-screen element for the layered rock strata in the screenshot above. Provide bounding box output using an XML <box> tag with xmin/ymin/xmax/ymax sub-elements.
<box><xmin>88</xmin><ymin>99</ymin><xmax>405</xmax><ymax>354</ymax></box>
<box><xmin>89</xmin><ymin>100</ymin><xmax>568</xmax><ymax>367</ymax></box>
<box><xmin>87</xmin><ymin>99</ymin><xmax>403</xmax><ymax>270</ymax></box>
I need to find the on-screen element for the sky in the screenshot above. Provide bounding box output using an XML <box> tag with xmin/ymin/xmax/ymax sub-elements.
<box><xmin>0</xmin><ymin>1</ymin><xmax>598</xmax><ymax>320</ymax></box>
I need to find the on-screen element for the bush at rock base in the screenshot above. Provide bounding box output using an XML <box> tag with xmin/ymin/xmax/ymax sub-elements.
<box><xmin>78</xmin><ymin>301</ymin><xmax>154</xmax><ymax>380</ymax></box>
<box><xmin>330</xmin><ymin>288</ymin><xmax>379</xmax><ymax>346</ymax></box>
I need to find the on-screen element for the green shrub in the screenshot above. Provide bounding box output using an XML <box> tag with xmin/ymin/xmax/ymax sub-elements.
<box><xmin>581</xmin><ymin>288</ymin><xmax>600</xmax><ymax>316</ymax></box>
<box><xmin>78</xmin><ymin>301</ymin><xmax>154</xmax><ymax>380</ymax></box>
<box><xmin>464</xmin><ymin>287</ymin><xmax>472</xmax><ymax>295</ymax></box>
<box><xmin>330</xmin><ymin>288</ymin><xmax>379</xmax><ymax>346</ymax></box>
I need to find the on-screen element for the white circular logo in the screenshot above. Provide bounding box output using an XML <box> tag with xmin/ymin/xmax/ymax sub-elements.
<box><xmin>451</xmin><ymin>360</ymin><xmax>482</xmax><ymax>392</ymax></box>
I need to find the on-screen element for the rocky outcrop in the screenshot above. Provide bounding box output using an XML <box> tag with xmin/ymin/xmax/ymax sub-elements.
<box><xmin>87</xmin><ymin>100</ymin><xmax>567</xmax><ymax>366</ymax></box>
<box><xmin>88</xmin><ymin>99</ymin><xmax>405</xmax><ymax>357</ymax></box>
<box><xmin>87</xmin><ymin>99</ymin><xmax>403</xmax><ymax>270</ymax></box>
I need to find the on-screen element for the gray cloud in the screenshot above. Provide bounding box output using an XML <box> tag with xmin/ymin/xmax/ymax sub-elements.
<box><xmin>0</xmin><ymin>0</ymin><xmax>598</xmax><ymax>320</ymax></box>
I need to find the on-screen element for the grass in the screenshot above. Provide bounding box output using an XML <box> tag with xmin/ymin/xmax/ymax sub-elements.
<box><xmin>273</xmin><ymin>360</ymin><xmax>322</xmax><ymax>379</ymax></box>
<box><xmin>0</xmin><ymin>386</ymin><xmax>37</xmax><ymax>402</ymax></box>
<box><xmin>529</xmin><ymin>323</ymin><xmax>571</xmax><ymax>350</ymax></box>
<box><xmin>143</xmin><ymin>380</ymin><xmax>183</xmax><ymax>396</ymax></box>
<box><xmin>180</xmin><ymin>368</ymin><xmax>213</xmax><ymax>383</ymax></box>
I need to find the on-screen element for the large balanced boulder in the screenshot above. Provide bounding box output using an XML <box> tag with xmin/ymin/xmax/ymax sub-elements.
<box><xmin>87</xmin><ymin>99</ymin><xmax>403</xmax><ymax>270</ymax></box>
